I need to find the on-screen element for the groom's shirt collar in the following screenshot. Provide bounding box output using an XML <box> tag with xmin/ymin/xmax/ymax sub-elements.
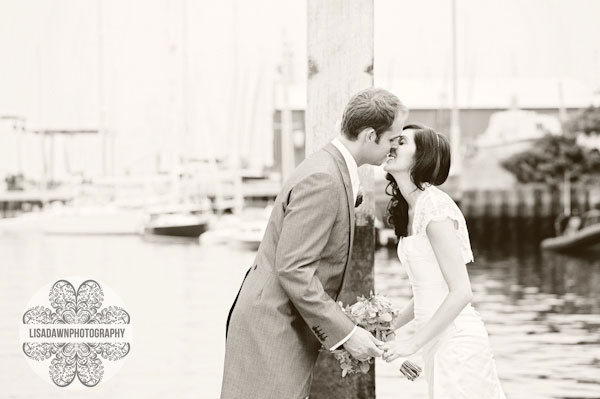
<box><xmin>332</xmin><ymin>137</ymin><xmax>359</xmax><ymax>203</ymax></box>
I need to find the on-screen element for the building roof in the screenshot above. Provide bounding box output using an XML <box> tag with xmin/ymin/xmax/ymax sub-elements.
<box><xmin>274</xmin><ymin>77</ymin><xmax>598</xmax><ymax>111</ymax></box>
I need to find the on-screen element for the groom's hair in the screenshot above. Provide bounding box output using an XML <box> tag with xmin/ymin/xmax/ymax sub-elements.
<box><xmin>341</xmin><ymin>87</ymin><xmax>407</xmax><ymax>142</ymax></box>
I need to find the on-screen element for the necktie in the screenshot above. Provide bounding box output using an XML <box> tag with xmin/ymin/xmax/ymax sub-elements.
<box><xmin>354</xmin><ymin>187</ymin><xmax>363</xmax><ymax>208</ymax></box>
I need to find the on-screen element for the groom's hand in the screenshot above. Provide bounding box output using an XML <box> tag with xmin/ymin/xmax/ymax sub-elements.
<box><xmin>342</xmin><ymin>326</ymin><xmax>383</xmax><ymax>361</ymax></box>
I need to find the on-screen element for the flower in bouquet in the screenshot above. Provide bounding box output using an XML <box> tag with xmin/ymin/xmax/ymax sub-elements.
<box><xmin>330</xmin><ymin>291</ymin><xmax>422</xmax><ymax>380</ymax></box>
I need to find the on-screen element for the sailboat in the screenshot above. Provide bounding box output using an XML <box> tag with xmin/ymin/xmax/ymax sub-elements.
<box><xmin>142</xmin><ymin>2</ymin><xmax>213</xmax><ymax>240</ymax></box>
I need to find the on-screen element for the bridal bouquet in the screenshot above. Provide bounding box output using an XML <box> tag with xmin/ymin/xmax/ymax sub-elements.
<box><xmin>331</xmin><ymin>292</ymin><xmax>422</xmax><ymax>380</ymax></box>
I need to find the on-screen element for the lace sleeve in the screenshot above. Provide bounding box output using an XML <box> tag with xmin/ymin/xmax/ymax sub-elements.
<box><xmin>414</xmin><ymin>187</ymin><xmax>474</xmax><ymax>264</ymax></box>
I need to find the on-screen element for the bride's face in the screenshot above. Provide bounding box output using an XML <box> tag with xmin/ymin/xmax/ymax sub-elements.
<box><xmin>383</xmin><ymin>128</ymin><xmax>417</xmax><ymax>173</ymax></box>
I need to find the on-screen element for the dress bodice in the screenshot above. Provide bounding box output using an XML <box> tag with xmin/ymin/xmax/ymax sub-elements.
<box><xmin>397</xmin><ymin>185</ymin><xmax>475</xmax><ymax>323</ymax></box>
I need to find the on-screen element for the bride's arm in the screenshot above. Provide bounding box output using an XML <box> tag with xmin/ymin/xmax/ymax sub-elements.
<box><xmin>410</xmin><ymin>218</ymin><xmax>473</xmax><ymax>349</ymax></box>
<box><xmin>392</xmin><ymin>298</ymin><xmax>414</xmax><ymax>331</ymax></box>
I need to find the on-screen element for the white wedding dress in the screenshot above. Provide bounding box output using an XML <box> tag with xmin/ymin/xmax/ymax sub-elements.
<box><xmin>397</xmin><ymin>185</ymin><xmax>506</xmax><ymax>399</ymax></box>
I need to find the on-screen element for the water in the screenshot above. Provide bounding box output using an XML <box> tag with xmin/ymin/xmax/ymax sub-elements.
<box><xmin>1</xmin><ymin>218</ymin><xmax>599</xmax><ymax>398</ymax></box>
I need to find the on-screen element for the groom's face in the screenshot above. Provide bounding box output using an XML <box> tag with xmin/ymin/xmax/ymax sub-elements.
<box><xmin>366</xmin><ymin>112</ymin><xmax>407</xmax><ymax>165</ymax></box>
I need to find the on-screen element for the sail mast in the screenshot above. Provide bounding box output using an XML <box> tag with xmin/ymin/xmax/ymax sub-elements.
<box><xmin>450</xmin><ymin>0</ymin><xmax>462</xmax><ymax>176</ymax></box>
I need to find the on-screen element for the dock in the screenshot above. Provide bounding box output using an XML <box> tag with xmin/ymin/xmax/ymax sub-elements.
<box><xmin>0</xmin><ymin>189</ymin><xmax>75</xmax><ymax>217</ymax></box>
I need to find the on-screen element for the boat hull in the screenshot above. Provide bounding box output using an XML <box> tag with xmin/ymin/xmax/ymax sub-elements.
<box><xmin>541</xmin><ymin>223</ymin><xmax>600</xmax><ymax>252</ymax></box>
<box><xmin>146</xmin><ymin>223</ymin><xmax>208</xmax><ymax>238</ymax></box>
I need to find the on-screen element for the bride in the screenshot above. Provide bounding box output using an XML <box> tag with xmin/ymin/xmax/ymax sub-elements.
<box><xmin>380</xmin><ymin>124</ymin><xmax>506</xmax><ymax>398</ymax></box>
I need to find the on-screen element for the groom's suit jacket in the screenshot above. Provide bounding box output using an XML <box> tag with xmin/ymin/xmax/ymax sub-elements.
<box><xmin>221</xmin><ymin>143</ymin><xmax>357</xmax><ymax>399</ymax></box>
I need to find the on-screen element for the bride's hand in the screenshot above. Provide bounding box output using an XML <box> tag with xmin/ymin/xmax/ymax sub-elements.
<box><xmin>380</xmin><ymin>338</ymin><xmax>419</xmax><ymax>362</ymax></box>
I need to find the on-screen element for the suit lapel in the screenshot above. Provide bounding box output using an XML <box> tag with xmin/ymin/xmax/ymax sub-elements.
<box><xmin>323</xmin><ymin>143</ymin><xmax>355</xmax><ymax>297</ymax></box>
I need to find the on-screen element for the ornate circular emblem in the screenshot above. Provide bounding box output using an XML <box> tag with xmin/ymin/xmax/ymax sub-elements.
<box><xmin>19</xmin><ymin>277</ymin><xmax>133</xmax><ymax>389</ymax></box>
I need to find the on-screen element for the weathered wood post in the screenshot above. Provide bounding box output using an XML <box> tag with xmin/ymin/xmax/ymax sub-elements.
<box><xmin>306</xmin><ymin>1</ymin><xmax>376</xmax><ymax>398</ymax></box>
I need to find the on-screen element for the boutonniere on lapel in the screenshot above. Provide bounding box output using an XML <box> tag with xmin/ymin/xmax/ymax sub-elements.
<box><xmin>354</xmin><ymin>187</ymin><xmax>364</xmax><ymax>208</ymax></box>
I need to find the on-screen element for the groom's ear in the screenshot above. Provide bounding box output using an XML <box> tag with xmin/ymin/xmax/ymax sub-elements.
<box><xmin>366</xmin><ymin>128</ymin><xmax>377</xmax><ymax>143</ymax></box>
<box><xmin>359</xmin><ymin>127</ymin><xmax>376</xmax><ymax>143</ymax></box>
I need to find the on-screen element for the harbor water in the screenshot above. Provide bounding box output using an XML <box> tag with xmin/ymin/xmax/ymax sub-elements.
<box><xmin>1</xmin><ymin>217</ymin><xmax>599</xmax><ymax>398</ymax></box>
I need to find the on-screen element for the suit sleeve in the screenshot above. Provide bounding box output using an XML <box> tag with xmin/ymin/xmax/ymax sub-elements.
<box><xmin>275</xmin><ymin>172</ymin><xmax>355</xmax><ymax>349</ymax></box>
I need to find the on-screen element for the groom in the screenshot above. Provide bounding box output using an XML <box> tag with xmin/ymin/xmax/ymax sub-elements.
<box><xmin>221</xmin><ymin>87</ymin><xmax>408</xmax><ymax>399</ymax></box>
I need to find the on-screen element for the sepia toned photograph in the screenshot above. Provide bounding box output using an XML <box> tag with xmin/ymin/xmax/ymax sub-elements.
<box><xmin>1</xmin><ymin>1</ymin><xmax>599</xmax><ymax>398</ymax></box>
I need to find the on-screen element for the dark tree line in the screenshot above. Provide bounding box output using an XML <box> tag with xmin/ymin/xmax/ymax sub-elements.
<box><xmin>501</xmin><ymin>106</ymin><xmax>600</xmax><ymax>186</ymax></box>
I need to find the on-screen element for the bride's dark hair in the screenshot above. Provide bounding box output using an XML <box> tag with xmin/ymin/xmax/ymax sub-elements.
<box><xmin>385</xmin><ymin>124</ymin><xmax>451</xmax><ymax>238</ymax></box>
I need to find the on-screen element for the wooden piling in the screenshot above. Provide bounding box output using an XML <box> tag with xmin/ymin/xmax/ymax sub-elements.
<box><xmin>506</xmin><ymin>189</ymin><xmax>520</xmax><ymax>218</ymax></box>
<box><xmin>458</xmin><ymin>184</ymin><xmax>599</xmax><ymax>219</ymax></box>
<box><xmin>307</xmin><ymin>1</ymin><xmax>376</xmax><ymax>398</ymax></box>
<box><xmin>539</xmin><ymin>188</ymin><xmax>553</xmax><ymax>217</ymax></box>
